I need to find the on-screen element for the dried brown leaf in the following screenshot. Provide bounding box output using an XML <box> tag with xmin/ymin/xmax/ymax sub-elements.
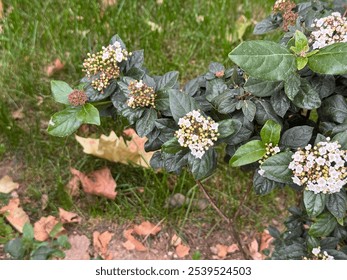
<box><xmin>59</xmin><ymin>208</ymin><xmax>81</xmax><ymax>224</ymax></box>
<box><xmin>11</xmin><ymin>107</ymin><xmax>24</xmax><ymax>120</ymax></box>
<box><xmin>259</xmin><ymin>230</ymin><xmax>274</xmax><ymax>253</ymax></box>
<box><xmin>70</xmin><ymin>167</ymin><xmax>117</xmax><ymax>199</ymax></box>
<box><xmin>75</xmin><ymin>129</ymin><xmax>154</xmax><ymax>168</ymax></box>
<box><xmin>34</xmin><ymin>216</ymin><xmax>65</xmax><ymax>241</ymax></box>
<box><xmin>45</xmin><ymin>58</ymin><xmax>64</xmax><ymax>77</ymax></box>
<box><xmin>248</xmin><ymin>238</ymin><xmax>263</xmax><ymax>260</ymax></box>
<box><xmin>41</xmin><ymin>194</ymin><xmax>49</xmax><ymax>210</ymax></box>
<box><xmin>227</xmin><ymin>243</ymin><xmax>239</xmax><ymax>253</ymax></box>
<box><xmin>93</xmin><ymin>231</ymin><xmax>114</xmax><ymax>260</ymax></box>
<box><xmin>0</xmin><ymin>198</ymin><xmax>29</xmax><ymax>233</ymax></box>
<box><xmin>0</xmin><ymin>175</ymin><xmax>19</xmax><ymax>194</ymax></box>
<box><xmin>122</xmin><ymin>229</ymin><xmax>147</xmax><ymax>252</ymax></box>
<box><xmin>65</xmin><ymin>174</ymin><xmax>80</xmax><ymax>197</ymax></box>
<box><xmin>170</xmin><ymin>234</ymin><xmax>182</xmax><ymax>247</ymax></box>
<box><xmin>175</xmin><ymin>244</ymin><xmax>190</xmax><ymax>258</ymax></box>
<box><xmin>133</xmin><ymin>221</ymin><xmax>161</xmax><ymax>236</ymax></box>
<box><xmin>64</xmin><ymin>235</ymin><xmax>90</xmax><ymax>260</ymax></box>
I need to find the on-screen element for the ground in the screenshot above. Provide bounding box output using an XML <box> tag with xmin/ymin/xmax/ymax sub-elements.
<box><xmin>0</xmin><ymin>0</ymin><xmax>296</xmax><ymax>260</ymax></box>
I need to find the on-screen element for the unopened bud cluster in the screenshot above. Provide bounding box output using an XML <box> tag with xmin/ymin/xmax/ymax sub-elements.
<box><xmin>289</xmin><ymin>138</ymin><xmax>347</xmax><ymax>194</ymax></box>
<box><xmin>258</xmin><ymin>143</ymin><xmax>281</xmax><ymax>176</ymax></box>
<box><xmin>175</xmin><ymin>110</ymin><xmax>219</xmax><ymax>159</ymax></box>
<box><xmin>310</xmin><ymin>12</ymin><xmax>347</xmax><ymax>49</ymax></box>
<box><xmin>127</xmin><ymin>80</ymin><xmax>156</xmax><ymax>109</ymax></box>
<box><xmin>68</xmin><ymin>90</ymin><xmax>88</xmax><ymax>106</ymax></box>
<box><xmin>82</xmin><ymin>42</ymin><xmax>130</xmax><ymax>92</ymax></box>
<box><xmin>303</xmin><ymin>247</ymin><xmax>334</xmax><ymax>260</ymax></box>
<box><xmin>273</xmin><ymin>0</ymin><xmax>298</xmax><ymax>31</ymax></box>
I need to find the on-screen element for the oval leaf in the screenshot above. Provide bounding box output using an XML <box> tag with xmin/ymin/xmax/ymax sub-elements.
<box><xmin>261</xmin><ymin>151</ymin><xmax>293</xmax><ymax>184</ymax></box>
<box><xmin>280</xmin><ymin>126</ymin><xmax>314</xmax><ymax>149</ymax></box>
<box><xmin>326</xmin><ymin>191</ymin><xmax>347</xmax><ymax>221</ymax></box>
<box><xmin>47</xmin><ymin>107</ymin><xmax>82</xmax><ymax>137</ymax></box>
<box><xmin>229</xmin><ymin>140</ymin><xmax>266</xmax><ymax>167</ymax></box>
<box><xmin>303</xmin><ymin>190</ymin><xmax>326</xmax><ymax>218</ymax></box>
<box><xmin>51</xmin><ymin>80</ymin><xmax>73</xmax><ymax>105</ymax></box>
<box><xmin>308</xmin><ymin>212</ymin><xmax>338</xmax><ymax>237</ymax></box>
<box><xmin>260</xmin><ymin>120</ymin><xmax>281</xmax><ymax>145</ymax></box>
<box><xmin>169</xmin><ymin>89</ymin><xmax>198</xmax><ymax>122</ymax></box>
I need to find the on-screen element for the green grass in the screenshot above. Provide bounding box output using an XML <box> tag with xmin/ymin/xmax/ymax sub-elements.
<box><xmin>0</xmin><ymin>0</ymin><xmax>294</xmax><ymax>236</ymax></box>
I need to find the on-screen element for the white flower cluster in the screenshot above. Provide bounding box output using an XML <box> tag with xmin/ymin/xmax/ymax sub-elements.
<box><xmin>311</xmin><ymin>247</ymin><xmax>334</xmax><ymax>260</ymax></box>
<box><xmin>82</xmin><ymin>41</ymin><xmax>131</xmax><ymax>92</ymax></box>
<box><xmin>310</xmin><ymin>12</ymin><xmax>347</xmax><ymax>49</ymax></box>
<box><xmin>258</xmin><ymin>143</ymin><xmax>281</xmax><ymax>176</ymax></box>
<box><xmin>289</xmin><ymin>138</ymin><xmax>347</xmax><ymax>194</ymax></box>
<box><xmin>175</xmin><ymin>110</ymin><xmax>219</xmax><ymax>159</ymax></box>
<box><xmin>127</xmin><ymin>80</ymin><xmax>156</xmax><ymax>109</ymax></box>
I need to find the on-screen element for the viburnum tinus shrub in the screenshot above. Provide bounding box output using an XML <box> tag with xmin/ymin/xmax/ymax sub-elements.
<box><xmin>48</xmin><ymin>0</ymin><xmax>347</xmax><ymax>259</ymax></box>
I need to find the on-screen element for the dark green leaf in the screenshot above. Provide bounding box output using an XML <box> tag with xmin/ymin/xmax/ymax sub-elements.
<box><xmin>4</xmin><ymin>238</ymin><xmax>25</xmax><ymax>259</ymax></box>
<box><xmin>31</xmin><ymin>246</ymin><xmax>56</xmax><ymax>260</ymax></box>
<box><xmin>310</xmin><ymin>75</ymin><xmax>335</xmax><ymax>99</ymax></box>
<box><xmin>76</xmin><ymin>104</ymin><xmax>100</xmax><ymax>125</ymax></box>
<box><xmin>214</xmin><ymin>91</ymin><xmax>238</xmax><ymax>114</ymax></box>
<box><xmin>326</xmin><ymin>191</ymin><xmax>347</xmax><ymax>221</ymax></box>
<box><xmin>255</xmin><ymin>99</ymin><xmax>282</xmax><ymax>125</ymax></box>
<box><xmin>206</xmin><ymin>79</ymin><xmax>227</xmax><ymax>102</ymax></box>
<box><xmin>260</xmin><ymin>119</ymin><xmax>281</xmax><ymax>145</ymax></box>
<box><xmin>229</xmin><ymin>41</ymin><xmax>296</xmax><ymax>81</ymax></box>
<box><xmin>49</xmin><ymin>222</ymin><xmax>64</xmax><ymax>238</ymax></box>
<box><xmin>22</xmin><ymin>223</ymin><xmax>34</xmax><ymax>242</ymax></box>
<box><xmin>318</xmin><ymin>95</ymin><xmax>347</xmax><ymax>124</ymax></box>
<box><xmin>284</xmin><ymin>73</ymin><xmax>301</xmax><ymax>100</ymax></box>
<box><xmin>57</xmin><ymin>235</ymin><xmax>71</xmax><ymax>249</ymax></box>
<box><xmin>183</xmin><ymin>78</ymin><xmax>199</xmax><ymax>96</ymax></box>
<box><xmin>332</xmin><ymin>131</ymin><xmax>347</xmax><ymax>149</ymax></box>
<box><xmin>253</xmin><ymin>15</ymin><xmax>281</xmax><ymax>35</ymax></box>
<box><xmin>229</xmin><ymin>140</ymin><xmax>266</xmax><ymax>167</ymax></box>
<box><xmin>270</xmin><ymin>90</ymin><xmax>290</xmax><ymax>118</ymax></box>
<box><xmin>155</xmin><ymin>90</ymin><xmax>170</xmax><ymax>111</ymax></box>
<box><xmin>157</xmin><ymin>71</ymin><xmax>179</xmax><ymax>91</ymax></box>
<box><xmin>208</xmin><ymin>62</ymin><xmax>225</xmax><ymax>74</ymax></box>
<box><xmin>189</xmin><ymin>148</ymin><xmax>217</xmax><ymax>180</ymax></box>
<box><xmin>292</xmin><ymin>80</ymin><xmax>321</xmax><ymax>109</ymax></box>
<box><xmin>303</xmin><ymin>190</ymin><xmax>326</xmax><ymax>217</ymax></box>
<box><xmin>162</xmin><ymin>137</ymin><xmax>182</xmax><ymax>154</ymax></box>
<box><xmin>261</xmin><ymin>151</ymin><xmax>293</xmax><ymax>184</ymax></box>
<box><xmin>253</xmin><ymin>171</ymin><xmax>277</xmax><ymax>195</ymax></box>
<box><xmin>135</xmin><ymin>108</ymin><xmax>157</xmax><ymax>137</ymax></box>
<box><xmin>169</xmin><ymin>89</ymin><xmax>198</xmax><ymax>122</ymax></box>
<box><xmin>308</xmin><ymin>212</ymin><xmax>338</xmax><ymax>237</ymax></box>
<box><xmin>126</xmin><ymin>50</ymin><xmax>144</xmax><ymax>71</ymax></box>
<box><xmin>218</xmin><ymin>119</ymin><xmax>239</xmax><ymax>139</ymax></box>
<box><xmin>241</xmin><ymin>100</ymin><xmax>256</xmax><ymax>122</ymax></box>
<box><xmin>47</xmin><ymin>107</ymin><xmax>82</xmax><ymax>137</ymax></box>
<box><xmin>51</xmin><ymin>80</ymin><xmax>73</xmax><ymax>105</ymax></box>
<box><xmin>280</xmin><ymin>126</ymin><xmax>313</xmax><ymax>149</ymax></box>
<box><xmin>244</xmin><ymin>77</ymin><xmax>282</xmax><ymax>97</ymax></box>
<box><xmin>126</xmin><ymin>67</ymin><xmax>145</xmax><ymax>80</ymax></box>
<box><xmin>308</xmin><ymin>43</ymin><xmax>347</xmax><ymax>75</ymax></box>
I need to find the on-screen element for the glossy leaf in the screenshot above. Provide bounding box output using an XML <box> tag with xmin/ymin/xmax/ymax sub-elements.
<box><xmin>260</xmin><ymin>120</ymin><xmax>281</xmax><ymax>145</ymax></box>
<box><xmin>229</xmin><ymin>140</ymin><xmax>266</xmax><ymax>167</ymax></box>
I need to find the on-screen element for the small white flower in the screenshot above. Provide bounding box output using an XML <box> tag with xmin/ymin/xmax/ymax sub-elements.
<box><xmin>135</xmin><ymin>80</ymin><xmax>143</xmax><ymax>89</ymax></box>
<box><xmin>211</xmin><ymin>123</ymin><xmax>219</xmax><ymax>131</ymax></box>
<box><xmin>258</xmin><ymin>168</ymin><xmax>265</xmax><ymax>176</ymax></box>
<box><xmin>113</xmin><ymin>41</ymin><xmax>121</xmax><ymax>48</ymax></box>
<box><xmin>102</xmin><ymin>51</ymin><xmax>110</xmax><ymax>60</ymax></box>
<box><xmin>191</xmin><ymin>134</ymin><xmax>199</xmax><ymax>142</ymax></box>
<box><xmin>312</xmin><ymin>247</ymin><xmax>321</xmax><ymax>256</ymax></box>
<box><xmin>116</xmin><ymin>52</ymin><xmax>124</xmax><ymax>62</ymax></box>
<box><xmin>292</xmin><ymin>176</ymin><xmax>301</xmax><ymax>185</ymax></box>
<box><xmin>273</xmin><ymin>146</ymin><xmax>280</xmax><ymax>154</ymax></box>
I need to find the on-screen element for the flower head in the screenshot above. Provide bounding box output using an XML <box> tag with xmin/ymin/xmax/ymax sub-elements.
<box><xmin>127</xmin><ymin>80</ymin><xmax>156</xmax><ymax>109</ymax></box>
<box><xmin>175</xmin><ymin>110</ymin><xmax>219</xmax><ymax>159</ymax></box>
<box><xmin>273</xmin><ymin>0</ymin><xmax>298</xmax><ymax>31</ymax></box>
<box><xmin>289</xmin><ymin>139</ymin><xmax>347</xmax><ymax>194</ymax></box>
<box><xmin>68</xmin><ymin>89</ymin><xmax>88</xmax><ymax>106</ymax></box>
<box><xmin>82</xmin><ymin>43</ymin><xmax>130</xmax><ymax>92</ymax></box>
<box><xmin>310</xmin><ymin>247</ymin><xmax>334</xmax><ymax>260</ymax></box>
<box><xmin>310</xmin><ymin>12</ymin><xmax>347</xmax><ymax>49</ymax></box>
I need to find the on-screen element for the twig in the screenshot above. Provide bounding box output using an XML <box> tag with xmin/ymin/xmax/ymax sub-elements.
<box><xmin>232</xmin><ymin>182</ymin><xmax>253</xmax><ymax>222</ymax></box>
<box><xmin>196</xmin><ymin>180</ymin><xmax>250</xmax><ymax>259</ymax></box>
<box><xmin>343</xmin><ymin>7</ymin><xmax>347</xmax><ymax>18</ymax></box>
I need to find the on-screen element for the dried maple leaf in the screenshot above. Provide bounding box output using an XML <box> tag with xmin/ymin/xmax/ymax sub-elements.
<box><xmin>64</xmin><ymin>235</ymin><xmax>90</xmax><ymax>260</ymax></box>
<box><xmin>170</xmin><ymin>234</ymin><xmax>182</xmax><ymax>247</ymax></box>
<box><xmin>70</xmin><ymin>167</ymin><xmax>117</xmax><ymax>199</ymax></box>
<box><xmin>259</xmin><ymin>230</ymin><xmax>274</xmax><ymax>253</ymax></box>
<box><xmin>0</xmin><ymin>198</ymin><xmax>29</xmax><ymax>233</ymax></box>
<box><xmin>34</xmin><ymin>216</ymin><xmax>65</xmax><ymax>241</ymax></box>
<box><xmin>11</xmin><ymin>107</ymin><xmax>24</xmax><ymax>120</ymax></box>
<box><xmin>122</xmin><ymin>229</ymin><xmax>146</xmax><ymax>252</ymax></box>
<box><xmin>75</xmin><ymin>130</ymin><xmax>154</xmax><ymax>168</ymax></box>
<box><xmin>45</xmin><ymin>58</ymin><xmax>64</xmax><ymax>77</ymax></box>
<box><xmin>93</xmin><ymin>231</ymin><xmax>114</xmax><ymax>260</ymax></box>
<box><xmin>176</xmin><ymin>244</ymin><xmax>190</xmax><ymax>258</ymax></box>
<box><xmin>133</xmin><ymin>221</ymin><xmax>161</xmax><ymax>236</ymax></box>
<box><xmin>248</xmin><ymin>238</ymin><xmax>263</xmax><ymax>260</ymax></box>
<box><xmin>59</xmin><ymin>208</ymin><xmax>81</xmax><ymax>224</ymax></box>
<box><xmin>0</xmin><ymin>175</ymin><xmax>19</xmax><ymax>194</ymax></box>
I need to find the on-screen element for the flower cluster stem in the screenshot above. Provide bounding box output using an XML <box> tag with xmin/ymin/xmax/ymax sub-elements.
<box><xmin>196</xmin><ymin>179</ymin><xmax>250</xmax><ymax>259</ymax></box>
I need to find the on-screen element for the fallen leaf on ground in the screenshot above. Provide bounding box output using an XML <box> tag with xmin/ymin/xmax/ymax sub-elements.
<box><xmin>34</xmin><ymin>216</ymin><xmax>65</xmax><ymax>241</ymax></box>
<box><xmin>248</xmin><ymin>238</ymin><xmax>263</xmax><ymax>260</ymax></box>
<box><xmin>0</xmin><ymin>175</ymin><xmax>19</xmax><ymax>194</ymax></box>
<box><xmin>41</xmin><ymin>194</ymin><xmax>49</xmax><ymax>210</ymax></box>
<box><xmin>59</xmin><ymin>208</ymin><xmax>81</xmax><ymax>224</ymax></box>
<box><xmin>75</xmin><ymin>129</ymin><xmax>154</xmax><ymax>168</ymax></box>
<box><xmin>70</xmin><ymin>167</ymin><xmax>117</xmax><ymax>199</ymax></box>
<box><xmin>0</xmin><ymin>198</ymin><xmax>29</xmax><ymax>233</ymax></box>
<box><xmin>210</xmin><ymin>244</ymin><xmax>228</xmax><ymax>259</ymax></box>
<box><xmin>259</xmin><ymin>230</ymin><xmax>274</xmax><ymax>253</ymax></box>
<box><xmin>11</xmin><ymin>107</ymin><xmax>24</xmax><ymax>120</ymax></box>
<box><xmin>170</xmin><ymin>234</ymin><xmax>182</xmax><ymax>247</ymax></box>
<box><xmin>65</xmin><ymin>175</ymin><xmax>80</xmax><ymax>196</ymax></box>
<box><xmin>93</xmin><ymin>231</ymin><xmax>114</xmax><ymax>260</ymax></box>
<box><xmin>64</xmin><ymin>235</ymin><xmax>90</xmax><ymax>260</ymax></box>
<box><xmin>175</xmin><ymin>244</ymin><xmax>190</xmax><ymax>258</ymax></box>
<box><xmin>133</xmin><ymin>221</ymin><xmax>161</xmax><ymax>236</ymax></box>
<box><xmin>227</xmin><ymin>244</ymin><xmax>239</xmax><ymax>253</ymax></box>
<box><xmin>45</xmin><ymin>58</ymin><xmax>64</xmax><ymax>76</ymax></box>
<box><xmin>122</xmin><ymin>229</ymin><xmax>147</xmax><ymax>252</ymax></box>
